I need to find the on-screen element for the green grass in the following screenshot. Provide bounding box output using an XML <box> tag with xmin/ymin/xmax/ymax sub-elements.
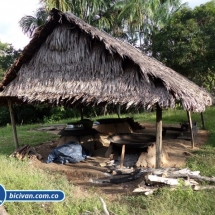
<box><xmin>1</xmin><ymin>106</ymin><xmax>215</xmax><ymax>214</ymax></box>
<box><xmin>0</xmin><ymin>124</ymin><xmax>58</xmax><ymax>155</ymax></box>
<box><xmin>126</xmin><ymin>187</ymin><xmax>215</xmax><ymax>215</ymax></box>
<box><xmin>0</xmin><ymin>156</ymin><xmax>132</xmax><ymax>215</ymax></box>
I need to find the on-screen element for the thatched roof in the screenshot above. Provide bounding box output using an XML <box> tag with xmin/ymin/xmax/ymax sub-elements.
<box><xmin>0</xmin><ymin>8</ymin><xmax>212</xmax><ymax>112</ymax></box>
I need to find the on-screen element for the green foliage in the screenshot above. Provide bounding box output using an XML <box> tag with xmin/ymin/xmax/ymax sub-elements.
<box><xmin>20</xmin><ymin>0</ymin><xmax>184</xmax><ymax>49</ymax></box>
<box><xmin>0</xmin><ymin>41</ymin><xmax>21</xmax><ymax>79</ymax></box>
<box><xmin>152</xmin><ymin>1</ymin><xmax>215</xmax><ymax>93</ymax></box>
<box><xmin>43</xmin><ymin>106</ymin><xmax>79</xmax><ymax>123</ymax></box>
<box><xmin>0</xmin><ymin>107</ymin><xmax>10</xmax><ymax>126</ymax></box>
<box><xmin>115</xmin><ymin>0</ymin><xmax>184</xmax><ymax>47</ymax></box>
<box><xmin>0</xmin><ymin>104</ymin><xmax>81</xmax><ymax>126</ymax></box>
<box><xmin>40</xmin><ymin>0</ymin><xmax>71</xmax><ymax>12</ymax></box>
<box><xmin>186</xmin><ymin>148</ymin><xmax>215</xmax><ymax>177</ymax></box>
<box><xmin>19</xmin><ymin>7</ymin><xmax>48</xmax><ymax>37</ymax></box>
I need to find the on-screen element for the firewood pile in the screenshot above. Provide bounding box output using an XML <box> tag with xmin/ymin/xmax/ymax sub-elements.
<box><xmin>9</xmin><ymin>144</ymin><xmax>42</xmax><ymax>160</ymax></box>
<box><xmin>90</xmin><ymin>167</ymin><xmax>215</xmax><ymax>195</ymax></box>
<box><xmin>132</xmin><ymin>168</ymin><xmax>207</xmax><ymax>195</ymax></box>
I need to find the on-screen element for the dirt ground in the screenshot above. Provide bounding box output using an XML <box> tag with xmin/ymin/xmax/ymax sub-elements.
<box><xmin>31</xmin><ymin>123</ymin><xmax>208</xmax><ymax>195</ymax></box>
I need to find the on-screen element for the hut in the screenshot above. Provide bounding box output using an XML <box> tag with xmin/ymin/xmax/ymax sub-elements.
<box><xmin>0</xmin><ymin>8</ymin><xmax>212</xmax><ymax>167</ymax></box>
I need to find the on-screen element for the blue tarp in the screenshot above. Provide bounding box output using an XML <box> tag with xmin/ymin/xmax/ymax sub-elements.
<box><xmin>46</xmin><ymin>142</ymin><xmax>90</xmax><ymax>164</ymax></box>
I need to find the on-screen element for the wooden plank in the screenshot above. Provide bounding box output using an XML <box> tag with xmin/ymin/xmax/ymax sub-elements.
<box><xmin>201</xmin><ymin>112</ymin><xmax>205</xmax><ymax>130</ymax></box>
<box><xmin>187</xmin><ymin>111</ymin><xmax>194</xmax><ymax>148</ymax></box>
<box><xmin>120</xmin><ymin>144</ymin><xmax>125</xmax><ymax>168</ymax></box>
<box><xmin>156</xmin><ymin>104</ymin><xmax>162</xmax><ymax>168</ymax></box>
<box><xmin>8</xmin><ymin>99</ymin><xmax>19</xmax><ymax>149</ymax></box>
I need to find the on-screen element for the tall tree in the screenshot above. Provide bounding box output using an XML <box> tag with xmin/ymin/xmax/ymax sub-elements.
<box><xmin>19</xmin><ymin>0</ymin><xmax>185</xmax><ymax>51</ymax></box>
<box><xmin>0</xmin><ymin>41</ymin><xmax>21</xmax><ymax>80</ymax></box>
<box><xmin>40</xmin><ymin>0</ymin><xmax>71</xmax><ymax>12</ymax></box>
<box><xmin>152</xmin><ymin>1</ymin><xmax>215</xmax><ymax>93</ymax></box>
<box><xmin>19</xmin><ymin>7</ymin><xmax>48</xmax><ymax>37</ymax></box>
<box><xmin>19</xmin><ymin>1</ymin><xmax>115</xmax><ymax>36</ymax></box>
<box><xmin>40</xmin><ymin>0</ymin><xmax>113</xmax><ymax>23</ymax></box>
<box><xmin>114</xmin><ymin>0</ymin><xmax>185</xmax><ymax>48</ymax></box>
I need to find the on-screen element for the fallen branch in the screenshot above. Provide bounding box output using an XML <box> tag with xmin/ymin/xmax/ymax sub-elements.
<box><xmin>98</xmin><ymin>196</ymin><xmax>109</xmax><ymax>215</ymax></box>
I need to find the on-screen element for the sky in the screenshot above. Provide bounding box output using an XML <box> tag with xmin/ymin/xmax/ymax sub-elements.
<box><xmin>0</xmin><ymin>0</ymin><xmax>211</xmax><ymax>50</ymax></box>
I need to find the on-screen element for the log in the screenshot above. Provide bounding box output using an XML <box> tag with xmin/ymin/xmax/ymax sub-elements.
<box><xmin>29</xmin><ymin>147</ymin><xmax>43</xmax><ymax>160</ymax></box>
<box><xmin>9</xmin><ymin>144</ymin><xmax>42</xmax><ymax>160</ymax></box>
<box><xmin>165</xmin><ymin>173</ymin><xmax>215</xmax><ymax>183</ymax></box>
<box><xmin>147</xmin><ymin>175</ymin><xmax>180</xmax><ymax>186</ymax></box>
<box><xmin>134</xmin><ymin>184</ymin><xmax>215</xmax><ymax>195</ymax></box>
<box><xmin>16</xmin><ymin>144</ymin><xmax>29</xmax><ymax>153</ymax></box>
<box><xmin>193</xmin><ymin>185</ymin><xmax>215</xmax><ymax>191</ymax></box>
<box><xmin>9</xmin><ymin>144</ymin><xmax>29</xmax><ymax>158</ymax></box>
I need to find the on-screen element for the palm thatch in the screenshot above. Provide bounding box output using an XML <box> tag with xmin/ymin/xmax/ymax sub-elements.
<box><xmin>0</xmin><ymin>8</ymin><xmax>212</xmax><ymax>112</ymax></box>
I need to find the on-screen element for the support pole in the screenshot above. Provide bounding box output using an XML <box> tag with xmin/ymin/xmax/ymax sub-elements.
<box><xmin>120</xmin><ymin>144</ymin><xmax>125</xmax><ymax>169</ymax></box>
<box><xmin>187</xmin><ymin>111</ymin><xmax>194</xmax><ymax>148</ymax></box>
<box><xmin>79</xmin><ymin>107</ymin><xmax>83</xmax><ymax>120</ymax></box>
<box><xmin>8</xmin><ymin>99</ymin><xmax>19</xmax><ymax>149</ymax></box>
<box><xmin>156</xmin><ymin>103</ymin><xmax>162</xmax><ymax>168</ymax></box>
<box><xmin>200</xmin><ymin>112</ymin><xmax>205</xmax><ymax>130</ymax></box>
<box><xmin>117</xmin><ymin>104</ymin><xmax>121</xmax><ymax>119</ymax></box>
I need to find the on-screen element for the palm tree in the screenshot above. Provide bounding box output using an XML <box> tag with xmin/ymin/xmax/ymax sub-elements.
<box><xmin>39</xmin><ymin>0</ymin><xmax>71</xmax><ymax>12</ymax></box>
<box><xmin>20</xmin><ymin>0</ymin><xmax>117</xmax><ymax>37</ymax></box>
<box><xmin>114</xmin><ymin>0</ymin><xmax>186</xmax><ymax>47</ymax></box>
<box><xmin>19</xmin><ymin>0</ymin><xmax>186</xmax><ymax>51</ymax></box>
<box><xmin>141</xmin><ymin>0</ymin><xmax>187</xmax><ymax>53</ymax></box>
<box><xmin>19</xmin><ymin>7</ymin><xmax>48</xmax><ymax>37</ymax></box>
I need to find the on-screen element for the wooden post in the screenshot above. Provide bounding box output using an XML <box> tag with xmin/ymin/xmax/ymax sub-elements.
<box><xmin>8</xmin><ymin>99</ymin><xmax>19</xmax><ymax>149</ymax></box>
<box><xmin>156</xmin><ymin>104</ymin><xmax>162</xmax><ymax>168</ymax></box>
<box><xmin>120</xmin><ymin>144</ymin><xmax>125</xmax><ymax>168</ymax></box>
<box><xmin>187</xmin><ymin>111</ymin><xmax>194</xmax><ymax>148</ymax></box>
<box><xmin>103</xmin><ymin>104</ymin><xmax>108</xmax><ymax>116</ymax></box>
<box><xmin>201</xmin><ymin>112</ymin><xmax>205</xmax><ymax>130</ymax></box>
<box><xmin>79</xmin><ymin>107</ymin><xmax>84</xmax><ymax>120</ymax></box>
<box><xmin>117</xmin><ymin>104</ymin><xmax>121</xmax><ymax>118</ymax></box>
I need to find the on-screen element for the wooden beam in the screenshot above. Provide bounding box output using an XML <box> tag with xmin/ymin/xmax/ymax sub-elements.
<box><xmin>201</xmin><ymin>112</ymin><xmax>205</xmax><ymax>130</ymax></box>
<box><xmin>187</xmin><ymin>111</ymin><xmax>194</xmax><ymax>148</ymax></box>
<box><xmin>8</xmin><ymin>99</ymin><xmax>19</xmax><ymax>149</ymax></box>
<box><xmin>79</xmin><ymin>107</ymin><xmax>84</xmax><ymax>120</ymax></box>
<box><xmin>156</xmin><ymin>104</ymin><xmax>162</xmax><ymax>168</ymax></box>
<box><xmin>120</xmin><ymin>144</ymin><xmax>125</xmax><ymax>168</ymax></box>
